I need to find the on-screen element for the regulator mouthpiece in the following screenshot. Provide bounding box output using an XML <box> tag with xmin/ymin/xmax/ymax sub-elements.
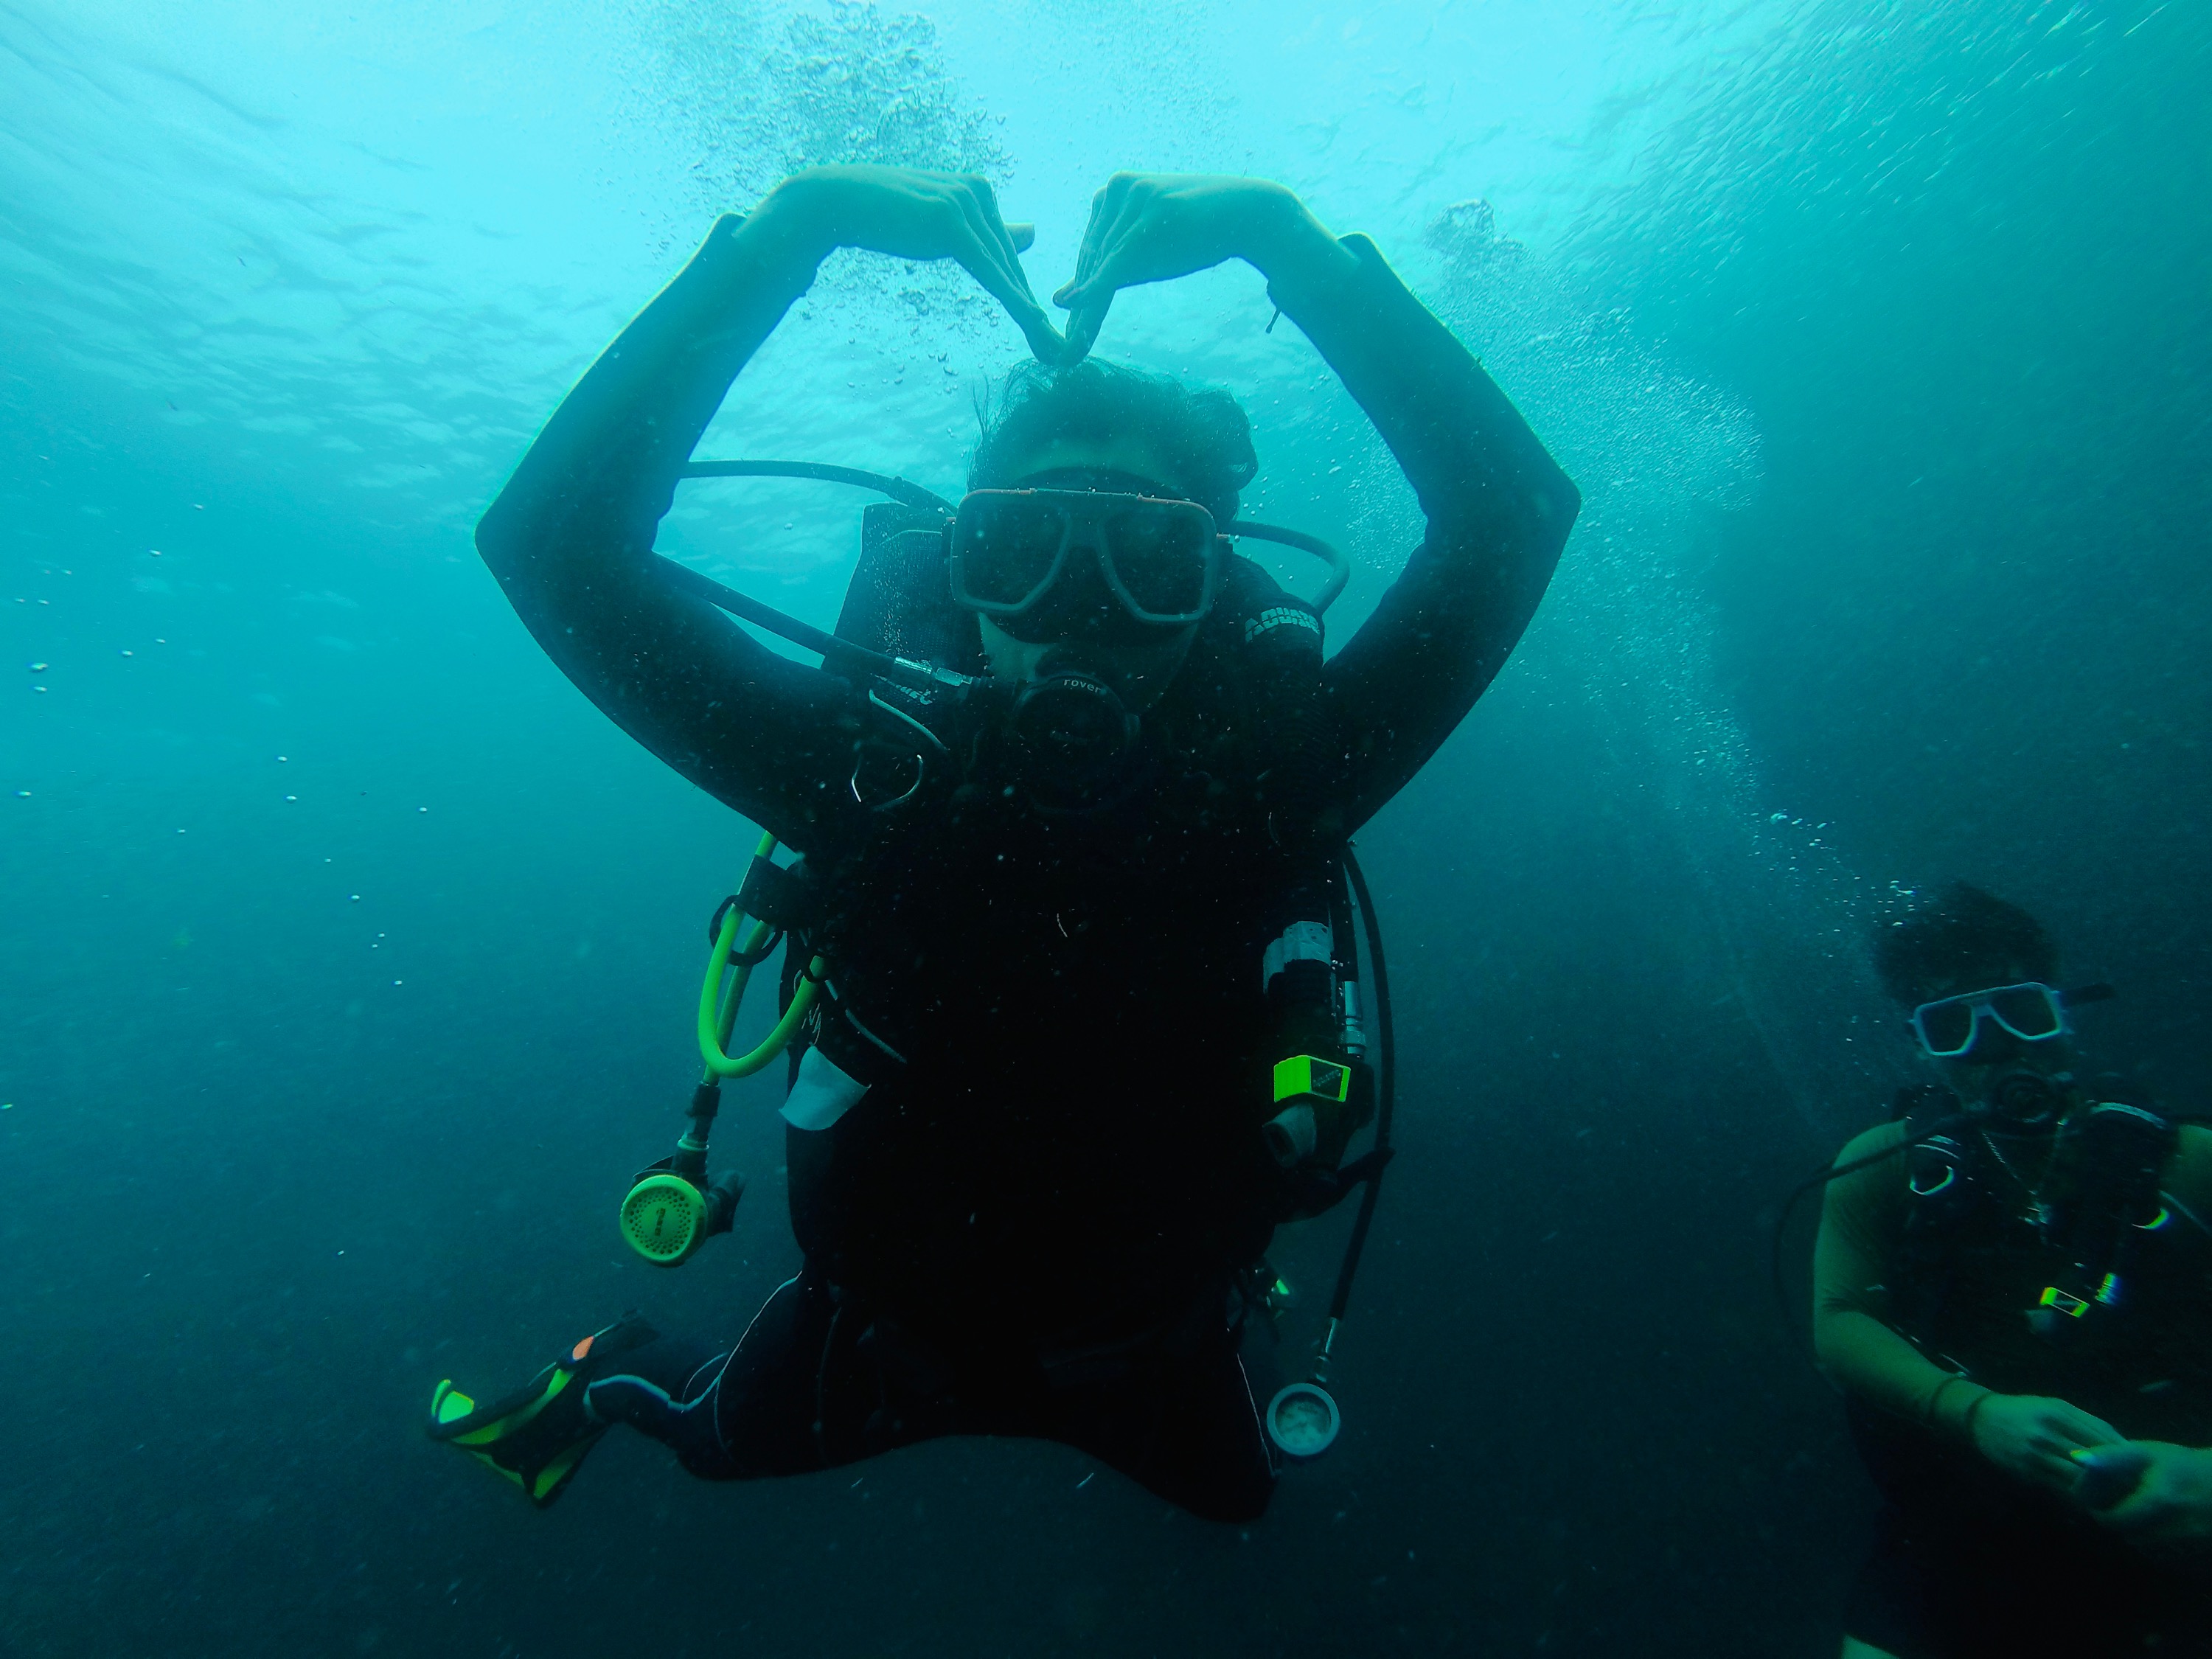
<box><xmin>1265</xmin><ymin>1380</ymin><xmax>1342</xmax><ymax>1461</ymax></box>
<box><xmin>1007</xmin><ymin>661</ymin><xmax>1141</xmax><ymax>812</ymax></box>
<box><xmin>619</xmin><ymin>1166</ymin><xmax>743</xmax><ymax>1267</ymax></box>
<box><xmin>1986</xmin><ymin>1070</ymin><xmax>2067</xmax><ymax>1132</ymax></box>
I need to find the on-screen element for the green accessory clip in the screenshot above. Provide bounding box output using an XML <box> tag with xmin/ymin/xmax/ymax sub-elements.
<box><xmin>1274</xmin><ymin>1054</ymin><xmax>1352</xmax><ymax>1105</ymax></box>
<box><xmin>2038</xmin><ymin>1285</ymin><xmax>2091</xmax><ymax>1318</ymax></box>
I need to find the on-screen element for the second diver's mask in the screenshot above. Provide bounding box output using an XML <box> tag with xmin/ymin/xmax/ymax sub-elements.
<box><xmin>1910</xmin><ymin>981</ymin><xmax>2070</xmax><ymax>1058</ymax></box>
<box><xmin>1910</xmin><ymin>979</ymin><xmax>2116</xmax><ymax>1130</ymax></box>
<box><xmin>1913</xmin><ymin>983</ymin><xmax>2072</xmax><ymax>1131</ymax></box>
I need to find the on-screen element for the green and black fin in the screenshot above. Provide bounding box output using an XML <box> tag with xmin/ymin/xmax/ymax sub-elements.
<box><xmin>427</xmin><ymin>1314</ymin><xmax>657</xmax><ymax>1507</ymax></box>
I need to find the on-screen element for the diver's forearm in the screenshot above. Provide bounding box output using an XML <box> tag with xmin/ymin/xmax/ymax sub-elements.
<box><xmin>1238</xmin><ymin>195</ymin><xmax>1362</xmax><ymax>296</ymax></box>
<box><xmin>1265</xmin><ymin>236</ymin><xmax>1577</xmax><ymax>550</ymax></box>
<box><xmin>1816</xmin><ymin>1306</ymin><xmax>1990</xmax><ymax>1440</ymax></box>
<box><xmin>468</xmin><ymin>210</ymin><xmax>858</xmax><ymax>843</ymax></box>
<box><xmin>478</xmin><ymin>212</ymin><xmax>822</xmax><ymax>582</ymax></box>
<box><xmin>1282</xmin><ymin>237</ymin><xmax>1576</xmax><ymax>824</ymax></box>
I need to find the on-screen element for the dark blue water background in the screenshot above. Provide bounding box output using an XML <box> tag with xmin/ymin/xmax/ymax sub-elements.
<box><xmin>4</xmin><ymin>1</ymin><xmax>2207</xmax><ymax>1653</ymax></box>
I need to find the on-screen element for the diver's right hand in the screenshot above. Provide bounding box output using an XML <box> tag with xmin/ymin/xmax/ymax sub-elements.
<box><xmin>1968</xmin><ymin>1393</ymin><xmax>2124</xmax><ymax>1494</ymax></box>
<box><xmin>752</xmin><ymin>166</ymin><xmax>1067</xmax><ymax>364</ymax></box>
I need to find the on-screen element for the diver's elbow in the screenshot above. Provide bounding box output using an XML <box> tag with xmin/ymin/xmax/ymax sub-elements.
<box><xmin>1809</xmin><ymin>1301</ymin><xmax>1871</xmax><ymax>1379</ymax></box>
<box><xmin>1531</xmin><ymin>462</ymin><xmax>1581</xmax><ymax>552</ymax></box>
<box><xmin>474</xmin><ymin>489</ymin><xmax>536</xmax><ymax>582</ymax></box>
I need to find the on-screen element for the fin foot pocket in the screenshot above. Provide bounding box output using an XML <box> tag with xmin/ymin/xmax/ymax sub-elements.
<box><xmin>424</xmin><ymin>1315</ymin><xmax>658</xmax><ymax>1507</ymax></box>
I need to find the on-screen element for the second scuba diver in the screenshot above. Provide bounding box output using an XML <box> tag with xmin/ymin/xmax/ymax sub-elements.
<box><xmin>1813</xmin><ymin>884</ymin><xmax>2212</xmax><ymax>1658</ymax></box>
<box><xmin>428</xmin><ymin>166</ymin><xmax>1579</xmax><ymax>1521</ymax></box>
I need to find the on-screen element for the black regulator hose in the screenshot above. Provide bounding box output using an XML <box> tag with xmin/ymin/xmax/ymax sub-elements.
<box><xmin>1331</xmin><ymin>846</ymin><xmax>1397</xmax><ymax>1325</ymax></box>
<box><xmin>677</xmin><ymin>458</ymin><xmax>956</xmax><ymax>515</ymax></box>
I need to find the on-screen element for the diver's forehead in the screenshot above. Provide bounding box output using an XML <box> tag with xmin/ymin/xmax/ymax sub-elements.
<box><xmin>1925</xmin><ymin>960</ymin><xmax>2040</xmax><ymax>1001</ymax></box>
<box><xmin>1012</xmin><ymin>465</ymin><xmax>1185</xmax><ymax>498</ymax></box>
<box><xmin>1006</xmin><ymin>434</ymin><xmax>1187</xmax><ymax>495</ymax></box>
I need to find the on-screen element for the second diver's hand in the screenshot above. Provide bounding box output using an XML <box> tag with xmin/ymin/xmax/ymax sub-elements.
<box><xmin>1051</xmin><ymin>173</ymin><xmax>1363</xmax><ymax>361</ymax></box>
<box><xmin>2074</xmin><ymin>1441</ymin><xmax>2212</xmax><ymax>1556</ymax></box>
<box><xmin>740</xmin><ymin>165</ymin><xmax>1068</xmax><ymax>364</ymax></box>
<box><xmin>1966</xmin><ymin>1392</ymin><xmax>2124</xmax><ymax>1496</ymax></box>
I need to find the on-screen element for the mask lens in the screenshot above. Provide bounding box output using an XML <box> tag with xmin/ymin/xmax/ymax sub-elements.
<box><xmin>1987</xmin><ymin>984</ymin><xmax>2062</xmax><ymax>1040</ymax></box>
<box><xmin>1105</xmin><ymin>505</ymin><xmax>1211</xmax><ymax>619</ymax></box>
<box><xmin>1915</xmin><ymin>998</ymin><xmax>1978</xmax><ymax>1056</ymax></box>
<box><xmin>957</xmin><ymin>498</ymin><xmax>1066</xmax><ymax>610</ymax></box>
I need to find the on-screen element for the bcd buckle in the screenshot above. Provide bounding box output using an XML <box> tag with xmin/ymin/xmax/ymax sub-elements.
<box><xmin>2037</xmin><ymin>1286</ymin><xmax>2090</xmax><ymax>1318</ymax></box>
<box><xmin>737</xmin><ymin>853</ymin><xmax>815</xmax><ymax>931</ymax></box>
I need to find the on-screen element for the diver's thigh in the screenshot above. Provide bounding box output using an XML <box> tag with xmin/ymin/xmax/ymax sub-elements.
<box><xmin>707</xmin><ymin>1269</ymin><xmax>844</xmax><ymax>1476</ymax></box>
<box><xmin>1051</xmin><ymin>1338</ymin><xmax>1275</xmax><ymax>1523</ymax></box>
<box><xmin>1155</xmin><ymin>1346</ymin><xmax>1276</xmax><ymax>1523</ymax></box>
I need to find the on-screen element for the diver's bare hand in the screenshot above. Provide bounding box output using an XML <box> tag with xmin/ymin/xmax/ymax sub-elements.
<box><xmin>1052</xmin><ymin>173</ymin><xmax>1357</xmax><ymax>361</ymax></box>
<box><xmin>2076</xmin><ymin>1441</ymin><xmax>2212</xmax><ymax>1556</ymax></box>
<box><xmin>1969</xmin><ymin>1393</ymin><xmax>2123</xmax><ymax>1494</ymax></box>
<box><xmin>751</xmin><ymin>165</ymin><xmax>1066</xmax><ymax>364</ymax></box>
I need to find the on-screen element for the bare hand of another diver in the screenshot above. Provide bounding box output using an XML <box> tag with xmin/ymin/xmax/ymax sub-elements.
<box><xmin>755</xmin><ymin>165</ymin><xmax>1066</xmax><ymax>364</ymax></box>
<box><xmin>1051</xmin><ymin>173</ymin><xmax>1355</xmax><ymax>361</ymax></box>
<box><xmin>1968</xmin><ymin>1393</ymin><xmax>2124</xmax><ymax>1495</ymax></box>
<box><xmin>2076</xmin><ymin>1441</ymin><xmax>2212</xmax><ymax>1557</ymax></box>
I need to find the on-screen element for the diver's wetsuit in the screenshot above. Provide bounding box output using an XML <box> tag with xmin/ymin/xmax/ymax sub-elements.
<box><xmin>1816</xmin><ymin>1118</ymin><xmax>2212</xmax><ymax>1655</ymax></box>
<box><xmin>477</xmin><ymin>213</ymin><xmax>1579</xmax><ymax>1520</ymax></box>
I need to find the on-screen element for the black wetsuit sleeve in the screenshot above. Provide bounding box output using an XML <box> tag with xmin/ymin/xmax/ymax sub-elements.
<box><xmin>1267</xmin><ymin>236</ymin><xmax>1580</xmax><ymax>830</ymax></box>
<box><xmin>475</xmin><ymin>214</ymin><xmax>864</xmax><ymax>851</ymax></box>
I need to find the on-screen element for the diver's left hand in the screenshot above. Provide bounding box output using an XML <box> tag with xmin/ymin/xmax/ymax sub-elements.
<box><xmin>1052</xmin><ymin>173</ymin><xmax>1355</xmax><ymax>360</ymax></box>
<box><xmin>2077</xmin><ymin>1441</ymin><xmax>2212</xmax><ymax>1555</ymax></box>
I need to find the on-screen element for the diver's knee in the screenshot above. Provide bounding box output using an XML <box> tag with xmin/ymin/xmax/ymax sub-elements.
<box><xmin>1175</xmin><ymin>1467</ymin><xmax>1276</xmax><ymax>1526</ymax></box>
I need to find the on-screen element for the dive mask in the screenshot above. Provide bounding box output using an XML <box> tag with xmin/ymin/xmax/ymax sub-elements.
<box><xmin>948</xmin><ymin>487</ymin><xmax>1223</xmax><ymax>637</ymax></box>
<box><xmin>1910</xmin><ymin>981</ymin><xmax>2069</xmax><ymax>1058</ymax></box>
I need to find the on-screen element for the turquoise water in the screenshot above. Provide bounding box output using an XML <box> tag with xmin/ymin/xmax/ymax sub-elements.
<box><xmin>4</xmin><ymin>2</ymin><xmax>2207</xmax><ymax>1654</ymax></box>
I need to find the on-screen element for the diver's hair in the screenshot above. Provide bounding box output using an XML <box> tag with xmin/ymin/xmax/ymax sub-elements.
<box><xmin>967</xmin><ymin>360</ymin><xmax>1257</xmax><ymax>523</ymax></box>
<box><xmin>1873</xmin><ymin>882</ymin><xmax>2059</xmax><ymax>1006</ymax></box>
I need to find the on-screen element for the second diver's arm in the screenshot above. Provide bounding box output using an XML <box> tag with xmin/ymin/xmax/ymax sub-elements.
<box><xmin>1816</xmin><ymin>1123</ymin><xmax>2137</xmax><ymax>1498</ymax></box>
<box><xmin>1811</xmin><ymin>1122</ymin><xmax>1996</xmax><ymax>1440</ymax></box>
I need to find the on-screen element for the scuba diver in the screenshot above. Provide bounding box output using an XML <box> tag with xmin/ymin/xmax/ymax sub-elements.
<box><xmin>427</xmin><ymin>165</ymin><xmax>1578</xmax><ymax>1523</ymax></box>
<box><xmin>1808</xmin><ymin>884</ymin><xmax>2212</xmax><ymax>1658</ymax></box>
